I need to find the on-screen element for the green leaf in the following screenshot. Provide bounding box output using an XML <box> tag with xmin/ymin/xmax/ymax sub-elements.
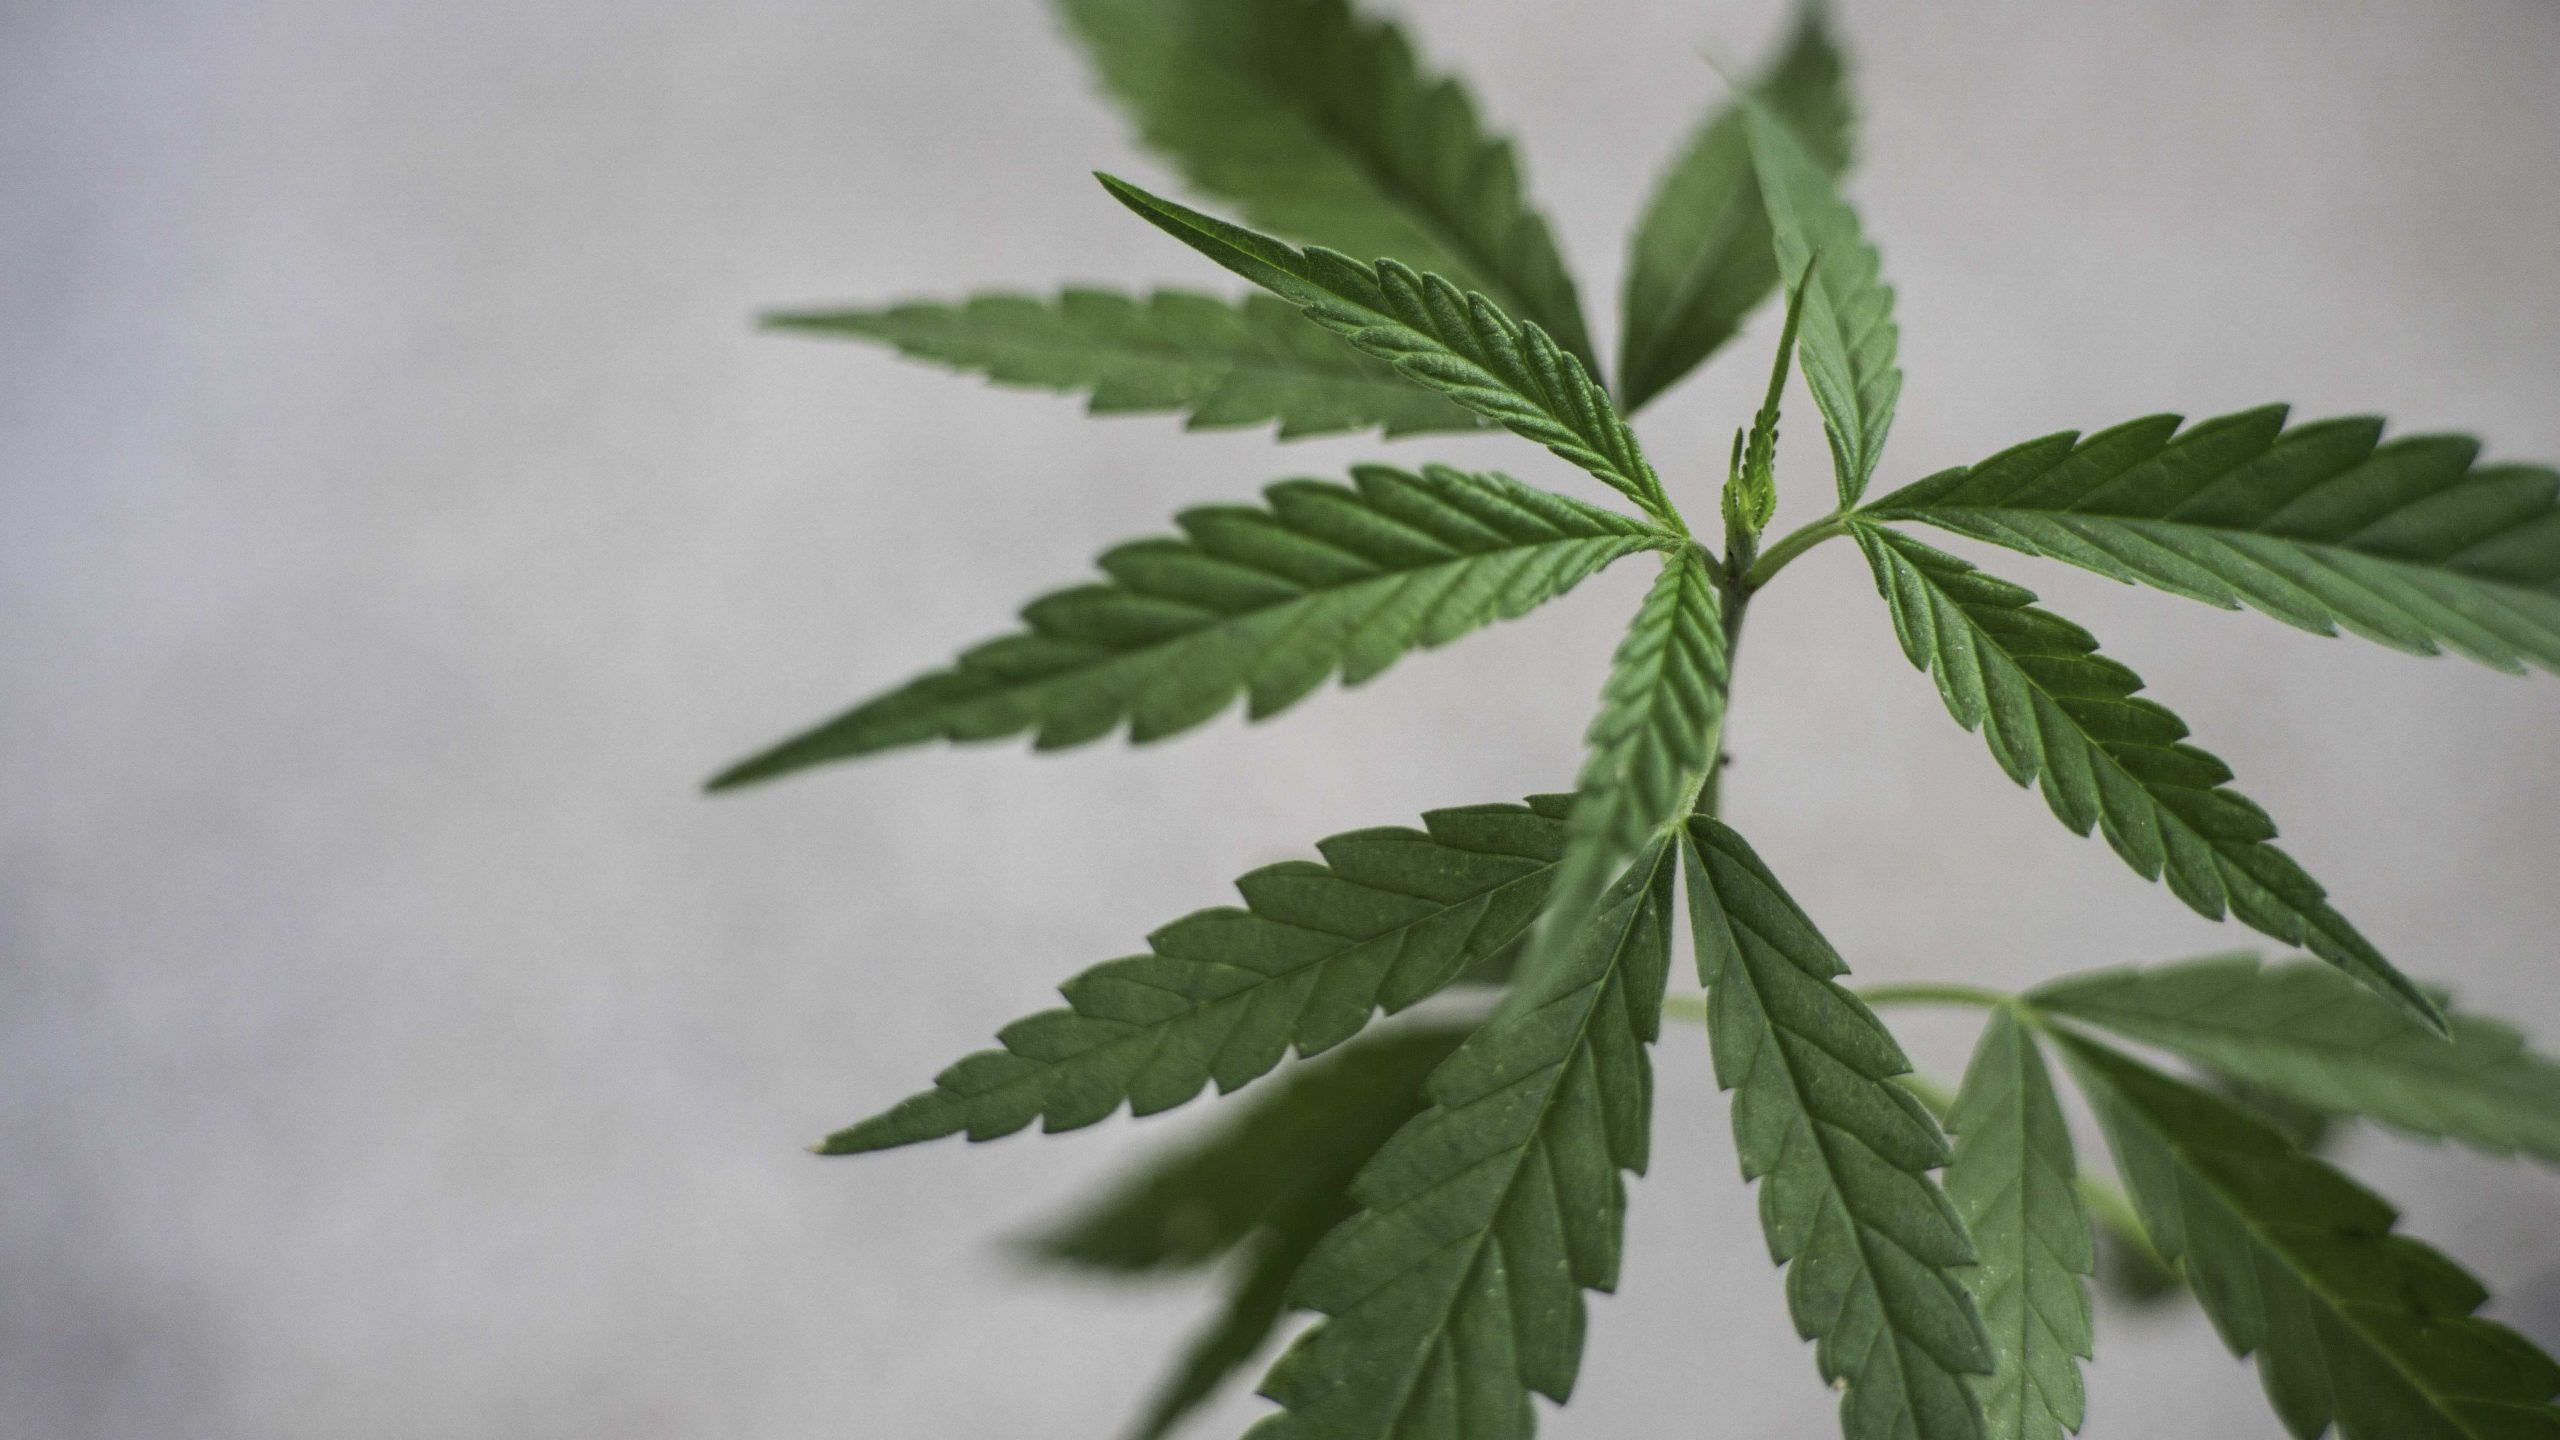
<box><xmin>1743</xmin><ymin>97</ymin><xmax>1898</xmax><ymax>507</ymax></box>
<box><xmin>1511</xmin><ymin>547</ymin><xmax>1726</xmax><ymax>1013</ymax></box>
<box><xmin>1027</xmin><ymin>1026</ymin><xmax>1468</xmax><ymax>1440</ymax></box>
<box><xmin>1851</xmin><ymin>523</ymin><xmax>2445</xmax><ymax>1035</ymax></box>
<box><xmin>1944</xmin><ymin>1009</ymin><xmax>2092</xmax><ymax>1440</ymax></box>
<box><xmin>1245</xmin><ymin>840</ymin><xmax>1676</xmax><ymax>1440</ymax></box>
<box><xmin>1684</xmin><ymin>817</ymin><xmax>1992</xmax><ymax>1440</ymax></box>
<box><xmin>2053</xmin><ymin>1029</ymin><xmax>2560</xmax><ymax>1440</ymax></box>
<box><xmin>1098</xmin><ymin>176</ymin><xmax>1675</xmax><ymax>523</ymax></box>
<box><xmin>766</xmin><ymin>289</ymin><xmax>1487</xmax><ymax>440</ymax></box>
<box><xmin>816</xmin><ymin>797</ymin><xmax>1572</xmax><ymax>1154</ymax></box>
<box><xmin>1724</xmin><ymin>258</ymin><xmax>1813</xmax><ymax>544</ymax></box>
<box><xmin>1619</xmin><ymin>3</ymin><xmax>1852</xmax><ymax>411</ymax></box>
<box><xmin>712</xmin><ymin>465</ymin><xmax>1662</xmax><ymax>788</ymax></box>
<box><xmin>2032</xmin><ymin>954</ymin><xmax>2560</xmax><ymax>1164</ymax></box>
<box><xmin>1862</xmin><ymin>406</ymin><xmax>2560</xmax><ymax>676</ymax></box>
<box><xmin>1028</xmin><ymin>1025</ymin><xmax>1470</xmax><ymax>1274</ymax></box>
<box><xmin>1060</xmin><ymin>0</ymin><xmax>1597</xmax><ymax>370</ymax></box>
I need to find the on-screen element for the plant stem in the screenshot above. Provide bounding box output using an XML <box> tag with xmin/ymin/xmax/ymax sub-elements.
<box><xmin>1855</xmin><ymin>981</ymin><xmax>2014</xmax><ymax>1011</ymax></box>
<box><xmin>1741</xmin><ymin>513</ymin><xmax>1851</xmax><ymax>591</ymax></box>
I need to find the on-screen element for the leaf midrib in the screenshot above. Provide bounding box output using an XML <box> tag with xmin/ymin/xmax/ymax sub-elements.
<box><xmin>986</xmin><ymin>533</ymin><xmax>1662</xmax><ymax>716</ymax></box>
<box><xmin>1890</xmin><ymin>505</ymin><xmax>2559</xmax><ymax>606</ymax></box>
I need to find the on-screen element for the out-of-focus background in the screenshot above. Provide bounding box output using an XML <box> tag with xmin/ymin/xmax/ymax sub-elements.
<box><xmin>5</xmin><ymin>0</ymin><xmax>2556</xmax><ymax>1435</ymax></box>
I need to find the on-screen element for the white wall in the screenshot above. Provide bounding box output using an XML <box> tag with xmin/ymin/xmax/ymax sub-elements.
<box><xmin>4</xmin><ymin>1</ymin><xmax>2556</xmax><ymax>1435</ymax></box>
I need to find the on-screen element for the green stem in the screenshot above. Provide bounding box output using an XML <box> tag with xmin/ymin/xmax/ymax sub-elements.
<box><xmin>1740</xmin><ymin>513</ymin><xmax>1850</xmax><ymax>591</ymax></box>
<box><xmin>1855</xmin><ymin>981</ymin><xmax>2013</xmax><ymax>1011</ymax></box>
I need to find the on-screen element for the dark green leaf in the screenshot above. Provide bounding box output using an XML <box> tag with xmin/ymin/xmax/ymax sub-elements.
<box><xmin>1945</xmin><ymin>1009</ymin><xmax>2092</xmax><ymax>1440</ymax></box>
<box><xmin>1098</xmin><ymin>176</ymin><xmax>1675</xmax><ymax>522</ymax></box>
<box><xmin>1028</xmin><ymin>1027</ymin><xmax>1468</xmax><ymax>1440</ymax></box>
<box><xmin>766</xmin><ymin>289</ymin><xmax>1487</xmax><ymax>439</ymax></box>
<box><xmin>1028</xmin><ymin>1025</ymin><xmax>1469</xmax><ymax>1273</ymax></box>
<box><xmin>2033</xmin><ymin>954</ymin><xmax>2560</xmax><ymax>1163</ymax></box>
<box><xmin>1743</xmin><ymin>97</ymin><xmax>1898</xmax><ymax>506</ymax></box>
<box><xmin>1511</xmin><ymin>547</ymin><xmax>1726</xmax><ymax>1013</ymax></box>
<box><xmin>2055</xmin><ymin>1029</ymin><xmax>2560</xmax><ymax>1439</ymax></box>
<box><xmin>1061</xmin><ymin>0</ymin><xmax>1597</xmax><ymax>369</ymax></box>
<box><xmin>817</xmin><ymin>797</ymin><xmax>1572</xmax><ymax>1154</ymax></box>
<box><xmin>1685</xmin><ymin>817</ymin><xmax>1992</xmax><ymax>1440</ymax></box>
<box><xmin>1619</xmin><ymin>3</ymin><xmax>1852</xmax><ymax>411</ymax></box>
<box><xmin>1862</xmin><ymin>407</ymin><xmax>2560</xmax><ymax>675</ymax></box>
<box><xmin>1246</xmin><ymin>840</ymin><xmax>1677</xmax><ymax>1440</ymax></box>
<box><xmin>1851</xmin><ymin>523</ymin><xmax>2444</xmax><ymax>1035</ymax></box>
<box><xmin>714</xmin><ymin>465</ymin><xmax>1662</xmax><ymax>787</ymax></box>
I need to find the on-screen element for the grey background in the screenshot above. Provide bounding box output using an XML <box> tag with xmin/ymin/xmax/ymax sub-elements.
<box><xmin>5</xmin><ymin>0</ymin><xmax>2557</xmax><ymax>1435</ymax></box>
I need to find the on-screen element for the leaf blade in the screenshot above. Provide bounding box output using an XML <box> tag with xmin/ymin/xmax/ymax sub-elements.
<box><xmin>713</xmin><ymin>464</ymin><xmax>1661</xmax><ymax>787</ymax></box>
<box><xmin>1850</xmin><ymin>521</ymin><xmax>2445</xmax><ymax>1035</ymax></box>
<box><xmin>1862</xmin><ymin>406</ymin><xmax>2560</xmax><ymax>676</ymax></box>
<box><xmin>2031</xmin><ymin>954</ymin><xmax>2560</xmax><ymax>1164</ymax></box>
<box><xmin>1619</xmin><ymin>4</ymin><xmax>1853</xmax><ymax>411</ymax></box>
<box><xmin>1512</xmin><ymin>547</ymin><xmax>1727</xmax><ymax>1013</ymax></box>
<box><xmin>1743</xmin><ymin>97</ymin><xmax>1899</xmax><ymax>506</ymax></box>
<box><xmin>766</xmin><ymin>289</ymin><xmax>1488</xmax><ymax>440</ymax></box>
<box><xmin>818</xmin><ymin>797</ymin><xmax>1573</xmax><ymax>1154</ymax></box>
<box><xmin>1245</xmin><ymin>840</ymin><xmax>1678</xmax><ymax>1440</ymax></box>
<box><xmin>1685</xmin><ymin>817</ymin><xmax>1992</xmax><ymax>1440</ymax></box>
<box><xmin>2054</xmin><ymin>1029</ymin><xmax>2560</xmax><ymax>1440</ymax></box>
<box><xmin>1098</xmin><ymin>176</ymin><xmax>1674</xmax><ymax>522</ymax></box>
<box><xmin>1061</xmin><ymin>0</ymin><xmax>1598</xmax><ymax>370</ymax></box>
<box><xmin>1944</xmin><ymin>1008</ymin><xmax>2092</xmax><ymax>1440</ymax></box>
<box><xmin>1027</xmin><ymin>1026</ymin><xmax>1469</xmax><ymax>1440</ymax></box>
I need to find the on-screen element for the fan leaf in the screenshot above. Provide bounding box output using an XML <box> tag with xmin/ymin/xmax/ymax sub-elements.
<box><xmin>1944</xmin><ymin>1008</ymin><xmax>2092</xmax><ymax>1440</ymax></box>
<box><xmin>1099</xmin><ymin>176</ymin><xmax>1675</xmax><ymax>522</ymax></box>
<box><xmin>714</xmin><ymin>465</ymin><xmax>1661</xmax><ymax>787</ymax></box>
<box><xmin>1029</xmin><ymin>1026</ymin><xmax>1468</xmax><ymax>1440</ymax></box>
<box><xmin>1511</xmin><ymin>547</ymin><xmax>1727</xmax><ymax>1014</ymax></box>
<box><xmin>819</xmin><ymin>797</ymin><xmax>1572</xmax><ymax>1154</ymax></box>
<box><xmin>1862</xmin><ymin>406</ymin><xmax>2560</xmax><ymax>675</ymax></box>
<box><xmin>2032</xmin><ymin>954</ymin><xmax>2560</xmax><ymax>1164</ymax></box>
<box><xmin>766</xmin><ymin>289</ymin><xmax>1486</xmax><ymax>440</ymax></box>
<box><xmin>1619</xmin><ymin>3</ymin><xmax>1852</xmax><ymax>411</ymax></box>
<box><xmin>1061</xmin><ymin>0</ymin><xmax>1596</xmax><ymax>370</ymax></box>
<box><xmin>1742</xmin><ymin>96</ymin><xmax>1899</xmax><ymax>506</ymax></box>
<box><xmin>1850</xmin><ymin>522</ymin><xmax>2444</xmax><ymax>1035</ymax></box>
<box><xmin>1244</xmin><ymin>840</ymin><xmax>1676</xmax><ymax>1440</ymax></box>
<box><xmin>2054</xmin><ymin>1030</ymin><xmax>2560</xmax><ymax>1440</ymax></box>
<box><xmin>1684</xmin><ymin>817</ymin><xmax>1992</xmax><ymax>1440</ymax></box>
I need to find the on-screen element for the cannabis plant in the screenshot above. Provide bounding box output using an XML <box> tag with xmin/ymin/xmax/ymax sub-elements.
<box><xmin>712</xmin><ymin>4</ymin><xmax>2560</xmax><ymax>1437</ymax></box>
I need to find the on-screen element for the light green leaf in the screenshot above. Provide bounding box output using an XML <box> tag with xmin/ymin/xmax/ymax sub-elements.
<box><xmin>1060</xmin><ymin>0</ymin><xmax>1597</xmax><ymax>370</ymax></box>
<box><xmin>1851</xmin><ymin>523</ymin><xmax>2444</xmax><ymax>1035</ymax></box>
<box><xmin>1511</xmin><ymin>547</ymin><xmax>1726</xmax><ymax>1013</ymax></box>
<box><xmin>1684</xmin><ymin>817</ymin><xmax>1992</xmax><ymax>1440</ymax></box>
<box><xmin>1725</xmin><ymin>258</ymin><xmax>1813</xmax><ymax>544</ymax></box>
<box><xmin>1862</xmin><ymin>406</ymin><xmax>2560</xmax><ymax>676</ymax></box>
<box><xmin>1743</xmin><ymin>97</ymin><xmax>1898</xmax><ymax>506</ymax></box>
<box><xmin>1099</xmin><ymin>176</ymin><xmax>1675</xmax><ymax>523</ymax></box>
<box><xmin>713</xmin><ymin>465</ymin><xmax>1662</xmax><ymax>787</ymax></box>
<box><xmin>1945</xmin><ymin>1009</ymin><xmax>2092</xmax><ymax>1440</ymax></box>
<box><xmin>2054</xmin><ymin>1029</ymin><xmax>2560</xmax><ymax>1440</ymax></box>
<box><xmin>1246</xmin><ymin>840</ymin><xmax>1677</xmax><ymax>1440</ymax></box>
<box><xmin>1619</xmin><ymin>3</ymin><xmax>1852</xmax><ymax>411</ymax></box>
<box><xmin>766</xmin><ymin>289</ymin><xmax>1487</xmax><ymax>440</ymax></box>
<box><xmin>2033</xmin><ymin>954</ymin><xmax>2560</xmax><ymax>1164</ymax></box>
<box><xmin>1029</xmin><ymin>1026</ymin><xmax>1467</xmax><ymax>1440</ymax></box>
<box><xmin>816</xmin><ymin>797</ymin><xmax>1572</xmax><ymax>1154</ymax></box>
